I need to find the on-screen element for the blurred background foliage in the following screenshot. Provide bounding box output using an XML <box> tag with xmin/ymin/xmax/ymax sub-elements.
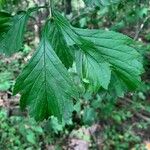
<box><xmin>0</xmin><ymin>0</ymin><xmax>150</xmax><ymax>149</ymax></box>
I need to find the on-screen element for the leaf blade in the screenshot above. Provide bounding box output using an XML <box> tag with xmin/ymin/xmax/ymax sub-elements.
<box><xmin>74</xmin><ymin>28</ymin><xmax>144</xmax><ymax>91</ymax></box>
<box><xmin>0</xmin><ymin>12</ymin><xmax>28</xmax><ymax>55</ymax></box>
<box><xmin>47</xmin><ymin>18</ymin><xmax>74</xmax><ymax>68</ymax></box>
<box><xmin>14</xmin><ymin>22</ymin><xmax>78</xmax><ymax>122</ymax></box>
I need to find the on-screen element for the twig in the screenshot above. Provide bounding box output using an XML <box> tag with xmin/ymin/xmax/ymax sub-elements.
<box><xmin>134</xmin><ymin>16</ymin><xmax>150</xmax><ymax>40</ymax></box>
<box><xmin>134</xmin><ymin>112</ymin><xmax>150</xmax><ymax>122</ymax></box>
<box><xmin>49</xmin><ymin>0</ymin><xmax>52</xmax><ymax>18</ymax></box>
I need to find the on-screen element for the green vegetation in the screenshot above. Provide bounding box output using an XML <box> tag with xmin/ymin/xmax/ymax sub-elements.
<box><xmin>0</xmin><ymin>0</ymin><xmax>150</xmax><ymax>149</ymax></box>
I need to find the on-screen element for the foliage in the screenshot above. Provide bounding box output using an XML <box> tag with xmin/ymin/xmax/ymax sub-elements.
<box><xmin>0</xmin><ymin>1</ymin><xmax>150</xmax><ymax>149</ymax></box>
<box><xmin>0</xmin><ymin>71</ymin><xmax>13</xmax><ymax>91</ymax></box>
<box><xmin>72</xmin><ymin>0</ymin><xmax>150</xmax><ymax>35</ymax></box>
<box><xmin>0</xmin><ymin>108</ymin><xmax>44</xmax><ymax>150</ymax></box>
<box><xmin>0</xmin><ymin>11</ymin><xmax>28</xmax><ymax>55</ymax></box>
<box><xmin>0</xmin><ymin>0</ymin><xmax>144</xmax><ymax>121</ymax></box>
<box><xmin>13</xmin><ymin>22</ymin><xmax>78</xmax><ymax>122</ymax></box>
<box><xmin>0</xmin><ymin>1</ymin><xmax>150</xmax><ymax>150</ymax></box>
<box><xmin>0</xmin><ymin>88</ymin><xmax>150</xmax><ymax>149</ymax></box>
<box><xmin>0</xmin><ymin>108</ymin><xmax>67</xmax><ymax>149</ymax></box>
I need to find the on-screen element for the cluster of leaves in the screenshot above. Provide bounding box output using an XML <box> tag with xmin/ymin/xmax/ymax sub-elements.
<box><xmin>107</xmin><ymin>0</ymin><xmax>150</xmax><ymax>32</ymax></box>
<box><xmin>1</xmin><ymin>88</ymin><xmax>150</xmax><ymax>150</ymax></box>
<box><xmin>0</xmin><ymin>108</ymin><xmax>76</xmax><ymax>150</ymax></box>
<box><xmin>0</xmin><ymin>0</ymin><xmax>144</xmax><ymax>122</ymax></box>
<box><xmin>76</xmin><ymin>84</ymin><xmax>150</xmax><ymax>149</ymax></box>
<box><xmin>73</xmin><ymin>0</ymin><xmax>150</xmax><ymax>34</ymax></box>
<box><xmin>0</xmin><ymin>108</ymin><xmax>44</xmax><ymax>149</ymax></box>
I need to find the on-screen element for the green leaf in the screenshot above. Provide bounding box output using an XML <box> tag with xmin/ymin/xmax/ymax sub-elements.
<box><xmin>0</xmin><ymin>0</ymin><xmax>6</xmax><ymax>9</ymax></box>
<box><xmin>0</xmin><ymin>12</ymin><xmax>28</xmax><ymax>55</ymax></box>
<box><xmin>26</xmin><ymin>132</ymin><xmax>36</xmax><ymax>145</ymax></box>
<box><xmin>83</xmin><ymin>107</ymin><xmax>97</xmax><ymax>125</ymax></box>
<box><xmin>83</xmin><ymin>56</ymin><xmax>111</xmax><ymax>90</ymax></box>
<box><xmin>13</xmin><ymin>22</ymin><xmax>78</xmax><ymax>122</ymax></box>
<box><xmin>74</xmin><ymin>28</ymin><xmax>144</xmax><ymax>91</ymax></box>
<box><xmin>109</xmin><ymin>72</ymin><xmax>128</xmax><ymax>97</ymax></box>
<box><xmin>0</xmin><ymin>71</ymin><xmax>13</xmax><ymax>91</ymax></box>
<box><xmin>0</xmin><ymin>11</ymin><xmax>12</xmax><ymax>39</ymax></box>
<box><xmin>83</xmin><ymin>0</ymin><xmax>120</xmax><ymax>6</ymax></box>
<box><xmin>49</xmin><ymin>116</ymin><xmax>64</xmax><ymax>133</ymax></box>
<box><xmin>52</xmin><ymin>12</ymin><xmax>112</xmax><ymax>91</ymax></box>
<box><xmin>48</xmin><ymin>18</ymin><xmax>74</xmax><ymax>68</ymax></box>
<box><xmin>52</xmin><ymin>11</ymin><xmax>143</xmax><ymax>93</ymax></box>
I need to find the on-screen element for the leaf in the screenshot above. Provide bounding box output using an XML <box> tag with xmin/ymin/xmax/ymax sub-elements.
<box><xmin>83</xmin><ymin>0</ymin><xmax>120</xmax><ymax>6</ymax></box>
<box><xmin>109</xmin><ymin>72</ymin><xmax>128</xmax><ymax>97</ymax></box>
<box><xmin>48</xmin><ymin>18</ymin><xmax>74</xmax><ymax>68</ymax></box>
<box><xmin>82</xmin><ymin>56</ymin><xmax>111</xmax><ymax>90</ymax></box>
<box><xmin>52</xmin><ymin>11</ymin><xmax>143</xmax><ymax>93</ymax></box>
<box><xmin>0</xmin><ymin>11</ymin><xmax>12</xmax><ymax>39</ymax></box>
<box><xmin>52</xmin><ymin>12</ymin><xmax>112</xmax><ymax>90</ymax></box>
<box><xmin>74</xmin><ymin>28</ymin><xmax>144</xmax><ymax>91</ymax></box>
<box><xmin>26</xmin><ymin>132</ymin><xmax>36</xmax><ymax>145</ymax></box>
<box><xmin>0</xmin><ymin>71</ymin><xmax>13</xmax><ymax>91</ymax></box>
<box><xmin>0</xmin><ymin>11</ymin><xmax>28</xmax><ymax>55</ymax></box>
<box><xmin>83</xmin><ymin>107</ymin><xmax>97</xmax><ymax>125</ymax></box>
<box><xmin>49</xmin><ymin>116</ymin><xmax>64</xmax><ymax>133</ymax></box>
<box><xmin>0</xmin><ymin>0</ymin><xmax>6</xmax><ymax>9</ymax></box>
<box><xmin>13</xmin><ymin>21</ymin><xmax>78</xmax><ymax>122</ymax></box>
